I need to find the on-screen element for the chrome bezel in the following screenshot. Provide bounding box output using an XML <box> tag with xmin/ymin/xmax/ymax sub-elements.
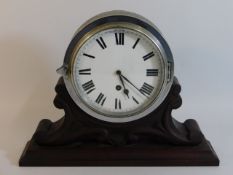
<box><xmin>59</xmin><ymin>10</ymin><xmax>174</xmax><ymax>123</ymax></box>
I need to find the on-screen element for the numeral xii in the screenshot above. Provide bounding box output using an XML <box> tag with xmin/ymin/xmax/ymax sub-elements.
<box><xmin>115</xmin><ymin>32</ymin><xmax>124</xmax><ymax>45</ymax></box>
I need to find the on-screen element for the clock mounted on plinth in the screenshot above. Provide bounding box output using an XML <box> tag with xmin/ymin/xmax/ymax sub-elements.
<box><xmin>19</xmin><ymin>11</ymin><xmax>219</xmax><ymax>166</ymax></box>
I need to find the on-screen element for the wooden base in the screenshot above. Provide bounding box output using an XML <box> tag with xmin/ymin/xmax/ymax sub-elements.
<box><xmin>19</xmin><ymin>137</ymin><xmax>219</xmax><ymax>166</ymax></box>
<box><xmin>19</xmin><ymin>77</ymin><xmax>219</xmax><ymax>166</ymax></box>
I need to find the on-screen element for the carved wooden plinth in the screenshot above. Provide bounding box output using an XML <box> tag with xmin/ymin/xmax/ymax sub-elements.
<box><xmin>19</xmin><ymin>77</ymin><xmax>219</xmax><ymax>166</ymax></box>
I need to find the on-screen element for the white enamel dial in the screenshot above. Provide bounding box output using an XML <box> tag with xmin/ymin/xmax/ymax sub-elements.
<box><xmin>72</xmin><ymin>28</ymin><xmax>165</xmax><ymax>118</ymax></box>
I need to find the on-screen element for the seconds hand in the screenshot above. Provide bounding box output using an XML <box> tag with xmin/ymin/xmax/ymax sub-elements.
<box><xmin>117</xmin><ymin>71</ymin><xmax>148</xmax><ymax>98</ymax></box>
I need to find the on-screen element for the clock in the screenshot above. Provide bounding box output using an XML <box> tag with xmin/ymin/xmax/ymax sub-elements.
<box><xmin>19</xmin><ymin>10</ymin><xmax>219</xmax><ymax>166</ymax></box>
<box><xmin>57</xmin><ymin>10</ymin><xmax>174</xmax><ymax>123</ymax></box>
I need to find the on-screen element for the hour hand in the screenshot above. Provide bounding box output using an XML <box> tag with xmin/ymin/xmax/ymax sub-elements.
<box><xmin>116</xmin><ymin>70</ymin><xmax>129</xmax><ymax>98</ymax></box>
<box><xmin>120</xmin><ymin>76</ymin><xmax>129</xmax><ymax>98</ymax></box>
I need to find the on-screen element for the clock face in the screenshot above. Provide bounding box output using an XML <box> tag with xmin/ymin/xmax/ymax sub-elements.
<box><xmin>71</xmin><ymin>27</ymin><xmax>165</xmax><ymax>119</ymax></box>
<box><xmin>59</xmin><ymin>12</ymin><xmax>174</xmax><ymax>123</ymax></box>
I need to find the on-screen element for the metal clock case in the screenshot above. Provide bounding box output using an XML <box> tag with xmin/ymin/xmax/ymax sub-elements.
<box><xmin>58</xmin><ymin>10</ymin><xmax>174</xmax><ymax>123</ymax></box>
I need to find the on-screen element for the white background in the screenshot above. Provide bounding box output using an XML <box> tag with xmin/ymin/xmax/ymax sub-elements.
<box><xmin>0</xmin><ymin>0</ymin><xmax>232</xmax><ymax>174</ymax></box>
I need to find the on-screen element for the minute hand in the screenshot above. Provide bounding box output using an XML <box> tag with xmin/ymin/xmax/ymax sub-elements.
<box><xmin>120</xmin><ymin>74</ymin><xmax>148</xmax><ymax>98</ymax></box>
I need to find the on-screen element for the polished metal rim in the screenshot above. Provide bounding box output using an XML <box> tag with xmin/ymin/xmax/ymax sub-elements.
<box><xmin>57</xmin><ymin>10</ymin><xmax>174</xmax><ymax>123</ymax></box>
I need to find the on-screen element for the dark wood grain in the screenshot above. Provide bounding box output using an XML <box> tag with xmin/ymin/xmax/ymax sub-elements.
<box><xmin>19</xmin><ymin>77</ymin><xmax>219</xmax><ymax>166</ymax></box>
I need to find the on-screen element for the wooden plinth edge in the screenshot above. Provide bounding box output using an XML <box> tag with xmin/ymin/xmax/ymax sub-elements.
<box><xmin>19</xmin><ymin>136</ymin><xmax>219</xmax><ymax>166</ymax></box>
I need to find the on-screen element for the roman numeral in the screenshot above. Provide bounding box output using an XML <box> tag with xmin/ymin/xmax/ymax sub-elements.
<box><xmin>143</xmin><ymin>52</ymin><xmax>155</xmax><ymax>61</ymax></box>
<box><xmin>132</xmin><ymin>38</ymin><xmax>140</xmax><ymax>49</ymax></box>
<box><xmin>115</xmin><ymin>32</ymin><xmax>124</xmax><ymax>45</ymax></box>
<box><xmin>83</xmin><ymin>53</ymin><xmax>95</xmax><ymax>59</ymax></box>
<box><xmin>95</xmin><ymin>93</ymin><xmax>106</xmax><ymax>105</ymax></box>
<box><xmin>79</xmin><ymin>68</ymin><xmax>91</xmax><ymax>75</ymax></box>
<box><xmin>115</xmin><ymin>98</ymin><xmax>122</xmax><ymax>110</ymax></box>
<box><xmin>96</xmin><ymin>37</ymin><xmax>107</xmax><ymax>49</ymax></box>
<box><xmin>146</xmin><ymin>69</ymin><xmax>158</xmax><ymax>76</ymax></box>
<box><xmin>82</xmin><ymin>80</ymin><xmax>95</xmax><ymax>94</ymax></box>
<box><xmin>132</xmin><ymin>96</ymin><xmax>139</xmax><ymax>104</ymax></box>
<box><xmin>140</xmin><ymin>83</ymin><xmax>154</xmax><ymax>96</ymax></box>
